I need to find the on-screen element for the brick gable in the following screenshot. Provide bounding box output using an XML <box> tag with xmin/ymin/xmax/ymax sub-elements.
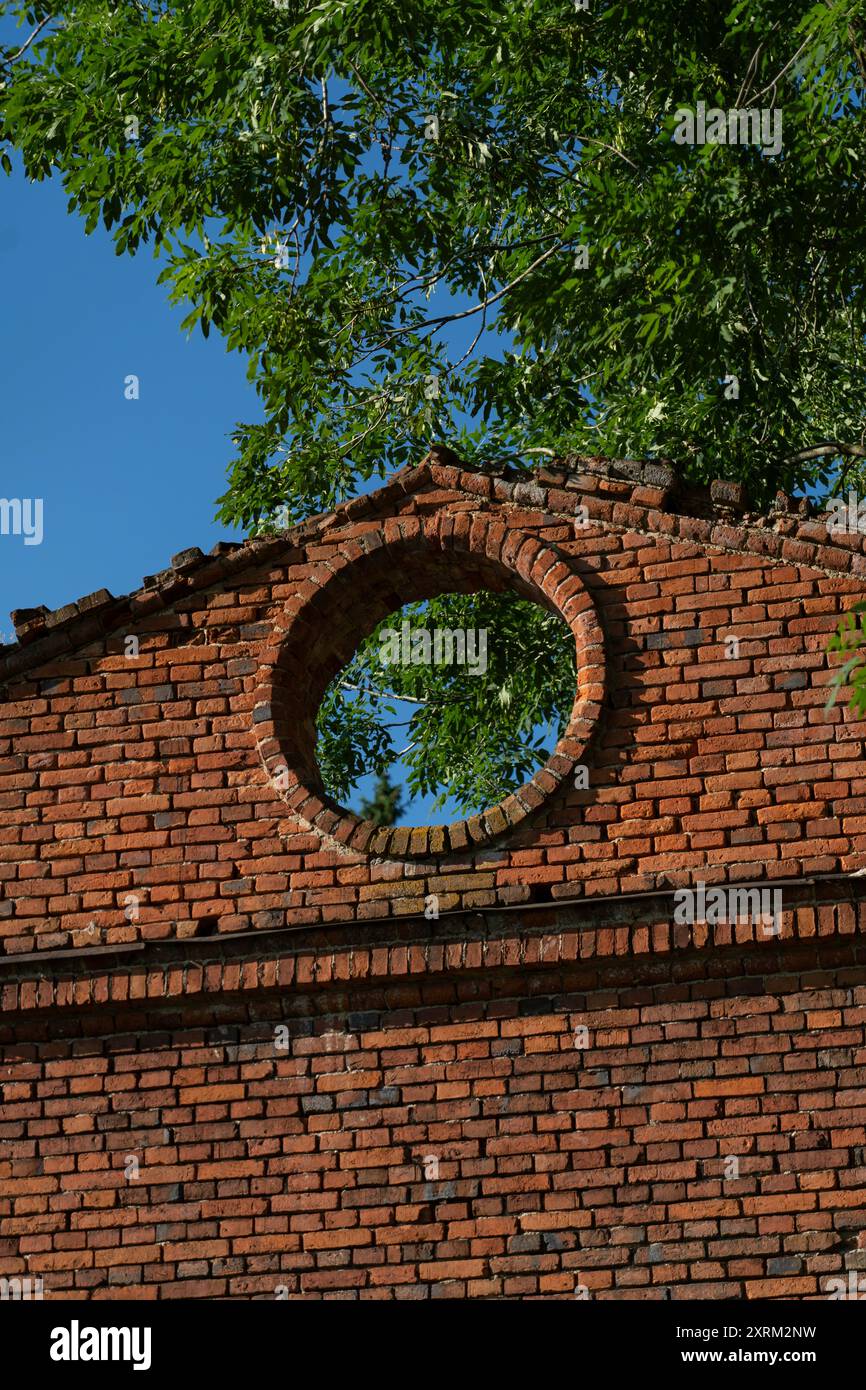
<box><xmin>1</xmin><ymin>451</ymin><xmax>865</xmax><ymax>1299</ymax></box>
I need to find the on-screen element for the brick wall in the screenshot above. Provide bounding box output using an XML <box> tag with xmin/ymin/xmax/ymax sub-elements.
<box><xmin>1</xmin><ymin>451</ymin><xmax>865</xmax><ymax>1299</ymax></box>
<box><xmin>3</xmin><ymin>903</ymin><xmax>866</xmax><ymax>1300</ymax></box>
<box><xmin>1</xmin><ymin>452</ymin><xmax>865</xmax><ymax>955</ymax></box>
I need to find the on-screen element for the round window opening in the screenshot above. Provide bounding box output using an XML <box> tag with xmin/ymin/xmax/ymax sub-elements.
<box><xmin>252</xmin><ymin>516</ymin><xmax>606</xmax><ymax>858</ymax></box>
<box><xmin>316</xmin><ymin>589</ymin><xmax>577</xmax><ymax>828</ymax></box>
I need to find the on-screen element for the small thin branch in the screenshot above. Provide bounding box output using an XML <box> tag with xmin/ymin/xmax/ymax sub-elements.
<box><xmin>339</xmin><ymin>681</ymin><xmax>428</xmax><ymax>706</ymax></box>
<box><xmin>575</xmin><ymin>135</ymin><xmax>638</xmax><ymax>171</ymax></box>
<box><xmin>735</xmin><ymin>41</ymin><xmax>766</xmax><ymax>108</ymax></box>
<box><xmin>750</xmin><ymin>32</ymin><xmax>814</xmax><ymax>104</ymax></box>
<box><xmin>401</xmin><ymin>241</ymin><xmax>571</xmax><ymax>330</ymax></box>
<box><xmin>337</xmin><ymin>396</ymin><xmax>392</xmax><ymax>458</ymax></box>
<box><xmin>336</xmin><ymin>233</ymin><xmax>566</xmax><ymax>345</ymax></box>
<box><xmin>360</xmin><ymin>241</ymin><xmax>572</xmax><ymax>361</ymax></box>
<box><xmin>848</xmin><ymin>22</ymin><xmax>866</xmax><ymax>84</ymax></box>
<box><xmin>338</xmin><ymin>680</ymin><xmax>475</xmax><ymax>708</ymax></box>
<box><xmin>345</xmin><ymin>58</ymin><xmax>382</xmax><ymax>109</ymax></box>
<box><xmin>735</xmin><ymin>19</ymin><xmax>786</xmax><ymax>105</ymax></box>
<box><xmin>451</xmin><ymin>268</ymin><xmax>490</xmax><ymax>370</ymax></box>
<box><xmin>3</xmin><ymin>14</ymin><xmax>52</xmax><ymax>65</ymax></box>
<box><xmin>830</xmin><ymin>462</ymin><xmax>856</xmax><ymax>498</ymax></box>
<box><xmin>288</xmin><ymin>227</ymin><xmax>302</xmax><ymax>296</ymax></box>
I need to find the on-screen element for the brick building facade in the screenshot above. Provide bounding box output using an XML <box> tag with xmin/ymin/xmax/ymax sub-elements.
<box><xmin>1</xmin><ymin>450</ymin><xmax>865</xmax><ymax>1299</ymax></box>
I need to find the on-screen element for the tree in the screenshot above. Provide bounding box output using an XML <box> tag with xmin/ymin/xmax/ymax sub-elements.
<box><xmin>317</xmin><ymin>593</ymin><xmax>576</xmax><ymax>815</ymax></box>
<box><xmin>2</xmin><ymin>1</ymin><xmax>865</xmax><ymax>809</ymax></box>
<box><xmin>358</xmin><ymin>772</ymin><xmax>404</xmax><ymax>827</ymax></box>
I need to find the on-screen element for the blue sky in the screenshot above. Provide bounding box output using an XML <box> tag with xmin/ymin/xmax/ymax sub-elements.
<box><xmin>0</xmin><ymin>164</ymin><xmax>249</xmax><ymax>616</ymax></box>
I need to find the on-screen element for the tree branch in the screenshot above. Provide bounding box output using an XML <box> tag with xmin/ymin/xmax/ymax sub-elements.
<box><xmin>2</xmin><ymin>14</ymin><xmax>52</xmax><ymax>66</ymax></box>
<box><xmin>339</xmin><ymin>681</ymin><xmax>428</xmax><ymax>706</ymax></box>
<box><xmin>336</xmin><ymin>396</ymin><xmax>392</xmax><ymax>458</ymax></box>
<box><xmin>451</xmin><ymin>267</ymin><xmax>490</xmax><ymax>370</ymax></box>
<box><xmin>359</xmin><ymin>241</ymin><xmax>573</xmax><ymax>361</ymax></box>
<box><xmin>750</xmin><ymin>32</ymin><xmax>814</xmax><ymax>104</ymax></box>
<box><xmin>335</xmin><ymin>233</ymin><xmax>566</xmax><ymax>345</ymax></box>
<box><xmin>345</xmin><ymin>58</ymin><xmax>382</xmax><ymax>110</ymax></box>
<box><xmin>735</xmin><ymin>40</ymin><xmax>767</xmax><ymax>108</ymax></box>
<box><xmin>783</xmin><ymin>441</ymin><xmax>866</xmax><ymax>465</ymax></box>
<box><xmin>575</xmin><ymin>135</ymin><xmax>638</xmax><ymax>171</ymax></box>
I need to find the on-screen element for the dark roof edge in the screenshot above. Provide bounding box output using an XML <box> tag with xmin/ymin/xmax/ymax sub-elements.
<box><xmin>1</xmin><ymin>446</ymin><xmax>862</xmax><ymax>683</ymax></box>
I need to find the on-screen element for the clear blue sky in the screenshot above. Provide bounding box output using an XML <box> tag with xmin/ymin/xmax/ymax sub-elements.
<box><xmin>0</xmin><ymin>164</ymin><xmax>251</xmax><ymax>617</ymax></box>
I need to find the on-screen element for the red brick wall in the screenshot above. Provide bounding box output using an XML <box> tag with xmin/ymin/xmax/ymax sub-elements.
<box><xmin>1</xmin><ymin>453</ymin><xmax>866</xmax><ymax>1300</ymax></box>
<box><xmin>1</xmin><ymin>454</ymin><xmax>865</xmax><ymax>956</ymax></box>
<box><xmin>2</xmin><ymin>904</ymin><xmax>866</xmax><ymax>1300</ymax></box>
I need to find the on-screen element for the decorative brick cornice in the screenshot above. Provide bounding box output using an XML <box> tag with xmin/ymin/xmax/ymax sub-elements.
<box><xmin>3</xmin><ymin>876</ymin><xmax>865</xmax><ymax>1023</ymax></box>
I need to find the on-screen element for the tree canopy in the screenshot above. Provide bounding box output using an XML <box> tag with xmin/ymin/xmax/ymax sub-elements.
<box><xmin>2</xmin><ymin>1</ymin><xmax>865</xmax><ymax>815</ymax></box>
<box><xmin>317</xmin><ymin>592</ymin><xmax>576</xmax><ymax>815</ymax></box>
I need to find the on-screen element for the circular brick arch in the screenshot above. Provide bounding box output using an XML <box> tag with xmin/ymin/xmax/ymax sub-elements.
<box><xmin>252</xmin><ymin>511</ymin><xmax>606</xmax><ymax>858</ymax></box>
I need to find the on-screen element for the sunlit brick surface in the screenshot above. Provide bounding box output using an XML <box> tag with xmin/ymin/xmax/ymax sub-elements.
<box><xmin>1</xmin><ymin>453</ymin><xmax>866</xmax><ymax>1298</ymax></box>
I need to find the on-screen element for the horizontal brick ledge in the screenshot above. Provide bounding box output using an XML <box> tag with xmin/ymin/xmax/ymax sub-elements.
<box><xmin>2</xmin><ymin>876</ymin><xmax>866</xmax><ymax>1016</ymax></box>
